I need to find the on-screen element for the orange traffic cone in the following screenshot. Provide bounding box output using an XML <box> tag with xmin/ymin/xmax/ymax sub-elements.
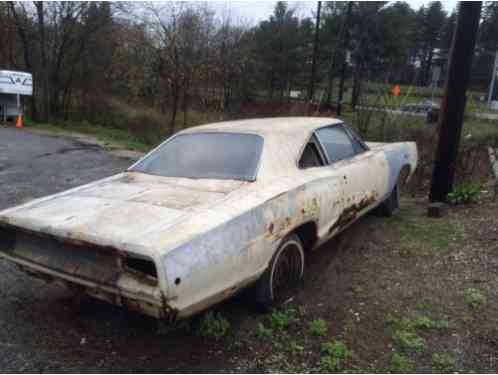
<box><xmin>392</xmin><ymin>84</ymin><xmax>401</xmax><ymax>97</ymax></box>
<box><xmin>16</xmin><ymin>115</ymin><xmax>24</xmax><ymax>129</ymax></box>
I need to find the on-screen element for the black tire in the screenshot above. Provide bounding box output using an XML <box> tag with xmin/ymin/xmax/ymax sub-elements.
<box><xmin>378</xmin><ymin>182</ymin><xmax>400</xmax><ymax>217</ymax></box>
<box><xmin>254</xmin><ymin>234</ymin><xmax>305</xmax><ymax>308</ymax></box>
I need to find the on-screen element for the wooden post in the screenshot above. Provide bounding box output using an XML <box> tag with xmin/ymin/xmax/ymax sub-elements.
<box><xmin>429</xmin><ymin>2</ymin><xmax>482</xmax><ymax>203</ymax></box>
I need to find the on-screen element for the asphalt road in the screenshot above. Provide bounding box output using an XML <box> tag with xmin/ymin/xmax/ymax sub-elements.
<box><xmin>1</xmin><ymin>128</ymin><xmax>221</xmax><ymax>373</ymax></box>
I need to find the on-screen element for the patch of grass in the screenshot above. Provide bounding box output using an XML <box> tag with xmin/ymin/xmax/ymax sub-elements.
<box><xmin>30</xmin><ymin>121</ymin><xmax>150</xmax><ymax>152</ymax></box>
<box><xmin>393</xmin><ymin>208</ymin><xmax>463</xmax><ymax>251</ymax></box>
<box><xmin>320</xmin><ymin>340</ymin><xmax>352</xmax><ymax>372</ymax></box>
<box><xmin>196</xmin><ymin>311</ymin><xmax>230</xmax><ymax>339</ymax></box>
<box><xmin>387</xmin><ymin>313</ymin><xmax>449</xmax><ymax>335</ymax></box>
<box><xmin>390</xmin><ymin>353</ymin><xmax>414</xmax><ymax>373</ymax></box>
<box><xmin>464</xmin><ymin>288</ymin><xmax>486</xmax><ymax>309</ymax></box>
<box><xmin>462</xmin><ymin>117</ymin><xmax>498</xmax><ymax>142</ymax></box>
<box><xmin>432</xmin><ymin>353</ymin><xmax>456</xmax><ymax>373</ymax></box>
<box><xmin>392</xmin><ymin>330</ymin><xmax>426</xmax><ymax>353</ymax></box>
<box><xmin>268</xmin><ymin>307</ymin><xmax>297</xmax><ymax>332</ymax></box>
<box><xmin>255</xmin><ymin>323</ymin><xmax>273</xmax><ymax>340</ymax></box>
<box><xmin>307</xmin><ymin>318</ymin><xmax>328</xmax><ymax>336</ymax></box>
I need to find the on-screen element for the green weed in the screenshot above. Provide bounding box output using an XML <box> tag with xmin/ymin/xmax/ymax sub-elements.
<box><xmin>268</xmin><ymin>308</ymin><xmax>297</xmax><ymax>332</ymax></box>
<box><xmin>390</xmin><ymin>353</ymin><xmax>414</xmax><ymax>373</ymax></box>
<box><xmin>255</xmin><ymin>323</ymin><xmax>273</xmax><ymax>340</ymax></box>
<box><xmin>412</xmin><ymin>316</ymin><xmax>449</xmax><ymax>330</ymax></box>
<box><xmin>320</xmin><ymin>340</ymin><xmax>352</xmax><ymax>372</ymax></box>
<box><xmin>392</xmin><ymin>330</ymin><xmax>426</xmax><ymax>353</ymax></box>
<box><xmin>288</xmin><ymin>341</ymin><xmax>305</xmax><ymax>355</ymax></box>
<box><xmin>197</xmin><ymin>311</ymin><xmax>230</xmax><ymax>339</ymax></box>
<box><xmin>465</xmin><ymin>288</ymin><xmax>486</xmax><ymax>309</ymax></box>
<box><xmin>307</xmin><ymin>319</ymin><xmax>328</xmax><ymax>336</ymax></box>
<box><xmin>432</xmin><ymin>353</ymin><xmax>456</xmax><ymax>373</ymax></box>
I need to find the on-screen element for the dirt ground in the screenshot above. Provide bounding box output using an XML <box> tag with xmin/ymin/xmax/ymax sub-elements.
<box><xmin>1</xmin><ymin>127</ymin><xmax>497</xmax><ymax>373</ymax></box>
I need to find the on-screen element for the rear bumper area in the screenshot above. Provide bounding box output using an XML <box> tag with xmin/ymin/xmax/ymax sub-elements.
<box><xmin>0</xmin><ymin>225</ymin><xmax>177</xmax><ymax>321</ymax></box>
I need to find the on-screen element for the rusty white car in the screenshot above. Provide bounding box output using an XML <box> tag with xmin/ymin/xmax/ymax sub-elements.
<box><xmin>0</xmin><ymin>117</ymin><xmax>417</xmax><ymax>321</ymax></box>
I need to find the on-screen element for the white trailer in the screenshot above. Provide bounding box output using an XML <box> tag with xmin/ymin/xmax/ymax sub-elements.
<box><xmin>0</xmin><ymin>70</ymin><xmax>33</xmax><ymax>123</ymax></box>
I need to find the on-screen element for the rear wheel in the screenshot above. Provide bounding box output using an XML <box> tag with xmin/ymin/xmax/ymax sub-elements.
<box><xmin>254</xmin><ymin>234</ymin><xmax>305</xmax><ymax>308</ymax></box>
<box><xmin>378</xmin><ymin>182</ymin><xmax>400</xmax><ymax>217</ymax></box>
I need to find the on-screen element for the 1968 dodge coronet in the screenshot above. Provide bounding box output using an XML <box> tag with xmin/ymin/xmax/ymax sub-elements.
<box><xmin>0</xmin><ymin>117</ymin><xmax>417</xmax><ymax>321</ymax></box>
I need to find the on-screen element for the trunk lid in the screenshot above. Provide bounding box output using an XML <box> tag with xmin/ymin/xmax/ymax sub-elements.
<box><xmin>0</xmin><ymin>172</ymin><xmax>247</xmax><ymax>257</ymax></box>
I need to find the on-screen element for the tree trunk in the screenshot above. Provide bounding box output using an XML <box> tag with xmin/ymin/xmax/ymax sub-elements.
<box><xmin>351</xmin><ymin>63</ymin><xmax>362</xmax><ymax>109</ymax></box>
<box><xmin>425</xmin><ymin>46</ymin><xmax>434</xmax><ymax>87</ymax></box>
<box><xmin>35</xmin><ymin>2</ymin><xmax>49</xmax><ymax>122</ymax></box>
<box><xmin>8</xmin><ymin>2</ymin><xmax>37</xmax><ymax>120</ymax></box>
<box><xmin>308</xmin><ymin>1</ymin><xmax>321</xmax><ymax>103</ymax></box>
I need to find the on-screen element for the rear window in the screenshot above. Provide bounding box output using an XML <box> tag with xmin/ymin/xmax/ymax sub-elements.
<box><xmin>130</xmin><ymin>132</ymin><xmax>263</xmax><ymax>181</ymax></box>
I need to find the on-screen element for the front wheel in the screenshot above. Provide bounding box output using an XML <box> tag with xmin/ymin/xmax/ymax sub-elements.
<box><xmin>254</xmin><ymin>234</ymin><xmax>305</xmax><ymax>308</ymax></box>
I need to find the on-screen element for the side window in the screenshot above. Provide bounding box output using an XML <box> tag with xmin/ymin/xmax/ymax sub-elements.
<box><xmin>316</xmin><ymin>126</ymin><xmax>356</xmax><ymax>163</ymax></box>
<box><xmin>299</xmin><ymin>141</ymin><xmax>325</xmax><ymax>169</ymax></box>
<box><xmin>344</xmin><ymin>126</ymin><xmax>368</xmax><ymax>154</ymax></box>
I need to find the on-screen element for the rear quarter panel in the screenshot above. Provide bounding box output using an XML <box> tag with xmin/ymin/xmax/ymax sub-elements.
<box><xmin>161</xmin><ymin>173</ymin><xmax>342</xmax><ymax>318</ymax></box>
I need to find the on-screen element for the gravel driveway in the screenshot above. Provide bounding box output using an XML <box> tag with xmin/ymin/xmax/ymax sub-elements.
<box><xmin>0</xmin><ymin>128</ymin><xmax>205</xmax><ymax>373</ymax></box>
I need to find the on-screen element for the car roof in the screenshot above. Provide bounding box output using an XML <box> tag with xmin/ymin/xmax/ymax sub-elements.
<box><xmin>181</xmin><ymin>117</ymin><xmax>343</xmax><ymax>137</ymax></box>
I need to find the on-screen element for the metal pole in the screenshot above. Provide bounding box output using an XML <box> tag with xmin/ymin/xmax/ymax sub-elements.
<box><xmin>487</xmin><ymin>50</ymin><xmax>498</xmax><ymax>108</ymax></box>
<box><xmin>429</xmin><ymin>2</ymin><xmax>482</xmax><ymax>203</ymax></box>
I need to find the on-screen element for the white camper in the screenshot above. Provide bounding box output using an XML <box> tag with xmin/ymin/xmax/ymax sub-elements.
<box><xmin>0</xmin><ymin>70</ymin><xmax>32</xmax><ymax>122</ymax></box>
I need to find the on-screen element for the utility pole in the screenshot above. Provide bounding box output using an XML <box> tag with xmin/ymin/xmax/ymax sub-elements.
<box><xmin>429</xmin><ymin>2</ymin><xmax>482</xmax><ymax>203</ymax></box>
<box><xmin>336</xmin><ymin>1</ymin><xmax>353</xmax><ymax>117</ymax></box>
<box><xmin>487</xmin><ymin>50</ymin><xmax>498</xmax><ymax>108</ymax></box>
<box><xmin>308</xmin><ymin>1</ymin><xmax>322</xmax><ymax>107</ymax></box>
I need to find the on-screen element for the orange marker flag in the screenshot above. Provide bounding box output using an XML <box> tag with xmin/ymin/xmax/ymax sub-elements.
<box><xmin>392</xmin><ymin>85</ymin><xmax>401</xmax><ymax>97</ymax></box>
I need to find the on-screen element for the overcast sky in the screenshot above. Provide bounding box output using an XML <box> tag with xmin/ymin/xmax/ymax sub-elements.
<box><xmin>209</xmin><ymin>1</ymin><xmax>459</xmax><ymax>25</ymax></box>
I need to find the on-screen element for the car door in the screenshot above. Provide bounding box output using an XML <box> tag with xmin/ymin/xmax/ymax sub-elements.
<box><xmin>315</xmin><ymin>124</ymin><xmax>381</xmax><ymax>233</ymax></box>
<box><xmin>297</xmin><ymin>134</ymin><xmax>344</xmax><ymax>241</ymax></box>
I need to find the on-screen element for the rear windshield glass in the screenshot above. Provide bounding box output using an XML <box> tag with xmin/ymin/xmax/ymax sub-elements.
<box><xmin>130</xmin><ymin>132</ymin><xmax>263</xmax><ymax>181</ymax></box>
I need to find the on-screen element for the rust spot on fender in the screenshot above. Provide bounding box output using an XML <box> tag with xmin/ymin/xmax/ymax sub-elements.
<box><xmin>330</xmin><ymin>191</ymin><xmax>378</xmax><ymax>233</ymax></box>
